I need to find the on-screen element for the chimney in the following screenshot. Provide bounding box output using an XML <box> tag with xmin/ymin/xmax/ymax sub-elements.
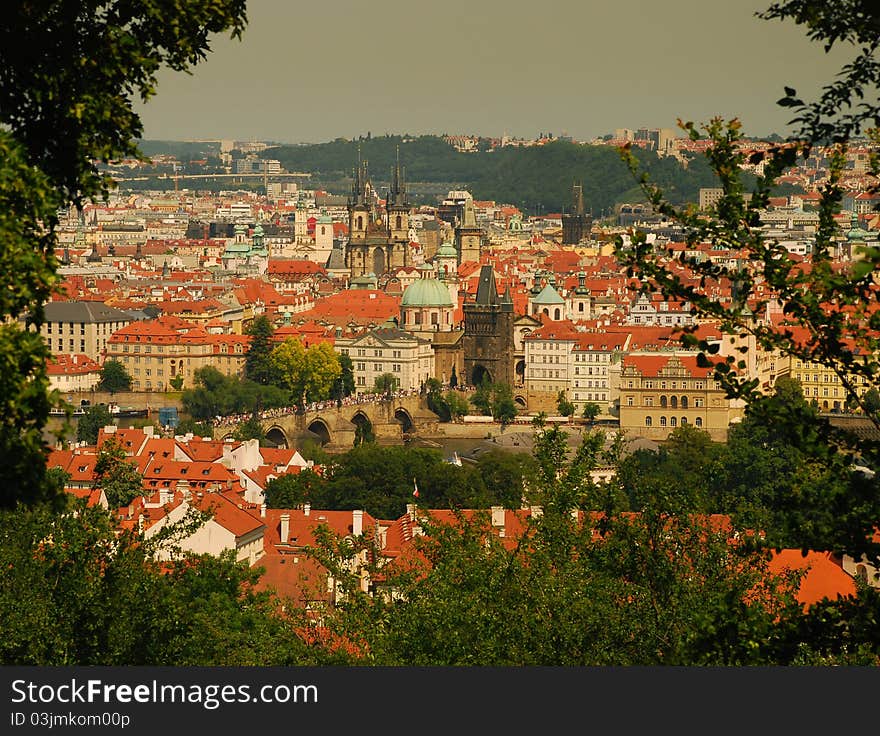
<box><xmin>491</xmin><ymin>506</ymin><xmax>505</xmax><ymax>528</ymax></box>
<box><xmin>260</xmin><ymin>503</ymin><xmax>266</xmax><ymax>518</ymax></box>
<box><xmin>352</xmin><ymin>509</ymin><xmax>363</xmax><ymax>536</ymax></box>
<box><xmin>303</xmin><ymin>503</ymin><xmax>310</xmax><ymax>517</ymax></box>
<box><xmin>280</xmin><ymin>513</ymin><xmax>290</xmax><ymax>544</ymax></box>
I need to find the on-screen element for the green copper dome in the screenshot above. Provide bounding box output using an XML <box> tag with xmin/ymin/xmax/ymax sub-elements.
<box><xmin>436</xmin><ymin>241</ymin><xmax>458</xmax><ymax>258</ymax></box>
<box><xmin>847</xmin><ymin>214</ymin><xmax>869</xmax><ymax>242</ymax></box>
<box><xmin>401</xmin><ymin>276</ymin><xmax>454</xmax><ymax>308</ymax></box>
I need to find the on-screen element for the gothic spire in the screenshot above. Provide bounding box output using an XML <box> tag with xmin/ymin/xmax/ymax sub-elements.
<box><xmin>573</xmin><ymin>182</ymin><xmax>585</xmax><ymax>215</ymax></box>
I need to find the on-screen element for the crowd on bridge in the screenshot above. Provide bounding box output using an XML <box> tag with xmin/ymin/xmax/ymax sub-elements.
<box><xmin>211</xmin><ymin>385</ymin><xmax>467</xmax><ymax>428</ymax></box>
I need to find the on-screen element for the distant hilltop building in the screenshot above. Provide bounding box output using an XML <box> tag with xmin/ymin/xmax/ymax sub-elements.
<box><xmin>613</xmin><ymin>127</ymin><xmax>678</xmax><ymax>156</ymax></box>
<box><xmin>699</xmin><ymin>188</ymin><xmax>752</xmax><ymax>212</ymax></box>
<box><xmin>443</xmin><ymin>134</ymin><xmax>481</xmax><ymax>153</ymax></box>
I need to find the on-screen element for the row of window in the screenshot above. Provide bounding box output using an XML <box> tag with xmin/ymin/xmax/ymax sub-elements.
<box><xmin>625</xmin><ymin>396</ymin><xmax>704</xmax><ymax>407</ymax></box>
<box><xmin>628</xmin><ymin>379</ymin><xmax>709</xmax><ymax>390</ymax></box>
<box><xmin>46</xmin><ymin>323</ymin><xmax>85</xmax><ymax>335</ymax></box>
<box><xmin>119</xmin><ymin>343</ymin><xmax>242</xmax><ymax>354</ymax></box>
<box><xmin>46</xmin><ymin>322</ymin><xmax>125</xmax><ymax>336</ymax></box>
<box><xmin>630</xmin><ymin>315</ymin><xmax>691</xmax><ymax>325</ymax></box>
<box><xmin>796</xmin><ymin>372</ymin><xmax>868</xmax><ymax>385</ymax></box>
<box><xmin>645</xmin><ymin>416</ymin><xmax>703</xmax><ymax>428</ymax></box>
<box><xmin>530</xmin><ymin>369</ymin><xmax>563</xmax><ymax>378</ymax></box>
<box><xmin>57</xmin><ymin>340</ymin><xmax>86</xmax><ymax>353</ymax></box>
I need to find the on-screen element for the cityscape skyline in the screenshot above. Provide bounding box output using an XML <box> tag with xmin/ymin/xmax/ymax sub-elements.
<box><xmin>135</xmin><ymin>0</ymin><xmax>852</xmax><ymax>145</ymax></box>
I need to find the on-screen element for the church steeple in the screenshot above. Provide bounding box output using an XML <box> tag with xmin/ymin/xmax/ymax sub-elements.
<box><xmin>349</xmin><ymin>145</ymin><xmax>370</xmax><ymax>208</ymax></box>
<box><xmin>562</xmin><ymin>180</ymin><xmax>591</xmax><ymax>246</ymax></box>
<box><xmin>573</xmin><ymin>181</ymin><xmax>585</xmax><ymax>215</ymax></box>
<box><xmin>386</xmin><ymin>144</ymin><xmax>409</xmax><ymax>243</ymax></box>
<box><xmin>388</xmin><ymin>145</ymin><xmax>407</xmax><ymax>208</ymax></box>
<box><xmin>455</xmin><ymin>195</ymin><xmax>484</xmax><ymax>264</ymax></box>
<box><xmin>462</xmin><ymin>196</ymin><xmax>477</xmax><ymax>228</ymax></box>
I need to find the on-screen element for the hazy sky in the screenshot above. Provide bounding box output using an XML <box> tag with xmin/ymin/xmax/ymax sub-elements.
<box><xmin>135</xmin><ymin>0</ymin><xmax>853</xmax><ymax>144</ymax></box>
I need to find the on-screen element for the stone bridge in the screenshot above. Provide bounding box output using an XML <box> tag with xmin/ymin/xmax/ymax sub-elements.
<box><xmin>214</xmin><ymin>394</ymin><xmax>441</xmax><ymax>451</ymax></box>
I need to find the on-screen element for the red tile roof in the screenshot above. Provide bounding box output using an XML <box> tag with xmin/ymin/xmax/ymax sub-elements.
<box><xmin>768</xmin><ymin>550</ymin><xmax>857</xmax><ymax>608</ymax></box>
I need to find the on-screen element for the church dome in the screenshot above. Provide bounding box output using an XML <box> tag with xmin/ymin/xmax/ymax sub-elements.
<box><xmin>401</xmin><ymin>276</ymin><xmax>455</xmax><ymax>307</ymax></box>
<box><xmin>435</xmin><ymin>241</ymin><xmax>458</xmax><ymax>259</ymax></box>
<box><xmin>847</xmin><ymin>214</ymin><xmax>869</xmax><ymax>242</ymax></box>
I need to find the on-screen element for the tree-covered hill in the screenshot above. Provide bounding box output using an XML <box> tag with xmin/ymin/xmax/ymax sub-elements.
<box><xmin>266</xmin><ymin>134</ymin><xmax>727</xmax><ymax>215</ymax></box>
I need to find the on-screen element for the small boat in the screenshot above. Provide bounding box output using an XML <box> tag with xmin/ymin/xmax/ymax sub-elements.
<box><xmin>108</xmin><ymin>402</ymin><xmax>148</xmax><ymax>418</ymax></box>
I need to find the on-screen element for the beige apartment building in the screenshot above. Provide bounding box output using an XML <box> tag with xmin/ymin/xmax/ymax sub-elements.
<box><xmin>524</xmin><ymin>321</ymin><xmax>629</xmax><ymax>416</ymax></box>
<box><xmin>106</xmin><ymin>318</ymin><xmax>249</xmax><ymax>392</ymax></box>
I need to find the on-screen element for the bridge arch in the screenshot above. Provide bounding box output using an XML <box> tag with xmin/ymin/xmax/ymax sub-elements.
<box><xmin>394</xmin><ymin>407</ymin><xmax>414</xmax><ymax>434</ymax></box>
<box><xmin>307</xmin><ymin>418</ymin><xmax>332</xmax><ymax>446</ymax></box>
<box><xmin>471</xmin><ymin>364</ymin><xmax>491</xmax><ymax>387</ymax></box>
<box><xmin>351</xmin><ymin>410</ymin><xmax>375</xmax><ymax>445</ymax></box>
<box><xmin>514</xmin><ymin>394</ymin><xmax>528</xmax><ymax>409</ymax></box>
<box><xmin>264</xmin><ymin>426</ymin><xmax>289</xmax><ymax>449</ymax></box>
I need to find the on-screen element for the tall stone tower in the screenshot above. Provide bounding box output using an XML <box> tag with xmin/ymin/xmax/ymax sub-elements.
<box><xmin>384</xmin><ymin>147</ymin><xmax>411</xmax><ymax>272</ymax></box>
<box><xmin>462</xmin><ymin>265</ymin><xmax>516</xmax><ymax>387</ymax></box>
<box><xmin>562</xmin><ymin>182</ymin><xmax>592</xmax><ymax>246</ymax></box>
<box><xmin>347</xmin><ymin>156</ymin><xmax>373</xmax><ymax>277</ymax></box>
<box><xmin>455</xmin><ymin>196</ymin><xmax>484</xmax><ymax>264</ymax></box>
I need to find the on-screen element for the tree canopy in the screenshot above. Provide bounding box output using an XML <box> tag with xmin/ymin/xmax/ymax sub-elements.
<box><xmin>613</xmin><ymin>0</ymin><xmax>880</xmax><ymax>606</ymax></box>
<box><xmin>0</xmin><ymin>0</ymin><xmax>248</xmax><ymax>509</ymax></box>
<box><xmin>243</xmin><ymin>315</ymin><xmax>274</xmax><ymax>385</ymax></box>
<box><xmin>76</xmin><ymin>404</ymin><xmax>113</xmax><ymax>445</ymax></box>
<box><xmin>269</xmin><ymin>338</ymin><xmax>341</xmax><ymax>405</ymax></box>
<box><xmin>99</xmin><ymin>359</ymin><xmax>132</xmax><ymax>393</ymax></box>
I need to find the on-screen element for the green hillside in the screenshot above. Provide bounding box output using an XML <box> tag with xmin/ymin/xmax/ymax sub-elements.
<box><xmin>266</xmin><ymin>134</ymin><xmax>725</xmax><ymax>215</ymax></box>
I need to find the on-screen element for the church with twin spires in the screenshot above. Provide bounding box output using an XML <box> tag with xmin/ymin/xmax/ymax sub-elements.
<box><xmin>345</xmin><ymin>151</ymin><xmax>412</xmax><ymax>278</ymax></box>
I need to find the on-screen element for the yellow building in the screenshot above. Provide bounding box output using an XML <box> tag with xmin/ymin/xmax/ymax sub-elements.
<box><xmin>762</xmin><ymin>352</ymin><xmax>871</xmax><ymax>412</ymax></box>
<box><xmin>618</xmin><ymin>353</ymin><xmax>744</xmax><ymax>442</ymax></box>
